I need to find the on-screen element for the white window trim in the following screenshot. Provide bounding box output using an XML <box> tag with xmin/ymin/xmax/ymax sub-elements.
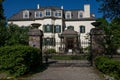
<box><xmin>23</xmin><ymin>10</ymin><xmax>29</xmax><ymax>19</ymax></box>
<box><xmin>45</xmin><ymin>9</ymin><xmax>51</xmax><ymax>17</ymax></box>
<box><xmin>65</xmin><ymin>11</ymin><xmax>71</xmax><ymax>19</ymax></box>
<box><xmin>78</xmin><ymin>11</ymin><xmax>84</xmax><ymax>18</ymax></box>
<box><xmin>35</xmin><ymin>11</ymin><xmax>43</xmax><ymax>18</ymax></box>
<box><xmin>54</xmin><ymin>10</ymin><xmax>62</xmax><ymax>18</ymax></box>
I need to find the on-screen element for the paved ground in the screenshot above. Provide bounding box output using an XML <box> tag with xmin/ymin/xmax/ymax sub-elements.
<box><xmin>26</xmin><ymin>67</ymin><xmax>103</xmax><ymax>80</ymax></box>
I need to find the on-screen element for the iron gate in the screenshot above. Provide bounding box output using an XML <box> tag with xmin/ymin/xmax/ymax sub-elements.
<box><xmin>43</xmin><ymin>40</ymin><xmax>93</xmax><ymax>67</ymax></box>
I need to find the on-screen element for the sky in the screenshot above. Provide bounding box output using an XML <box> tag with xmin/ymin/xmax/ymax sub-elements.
<box><xmin>3</xmin><ymin>0</ymin><xmax>103</xmax><ymax>19</ymax></box>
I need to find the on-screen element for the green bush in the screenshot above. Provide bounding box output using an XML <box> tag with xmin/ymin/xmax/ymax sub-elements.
<box><xmin>95</xmin><ymin>56</ymin><xmax>120</xmax><ymax>80</ymax></box>
<box><xmin>46</xmin><ymin>48</ymin><xmax>56</xmax><ymax>54</ymax></box>
<box><xmin>0</xmin><ymin>45</ymin><xmax>41</xmax><ymax>77</ymax></box>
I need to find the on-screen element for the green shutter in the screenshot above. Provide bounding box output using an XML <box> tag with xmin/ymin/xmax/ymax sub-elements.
<box><xmin>59</xmin><ymin>25</ymin><xmax>61</xmax><ymax>33</ymax></box>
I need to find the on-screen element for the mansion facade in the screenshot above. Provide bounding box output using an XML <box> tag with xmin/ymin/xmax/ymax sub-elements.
<box><xmin>8</xmin><ymin>4</ymin><xmax>95</xmax><ymax>53</ymax></box>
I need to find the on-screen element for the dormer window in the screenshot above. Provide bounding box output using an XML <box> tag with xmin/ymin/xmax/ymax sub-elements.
<box><xmin>78</xmin><ymin>11</ymin><xmax>83</xmax><ymax>18</ymax></box>
<box><xmin>23</xmin><ymin>10</ymin><xmax>29</xmax><ymax>18</ymax></box>
<box><xmin>35</xmin><ymin>11</ymin><xmax>43</xmax><ymax>18</ymax></box>
<box><xmin>54</xmin><ymin>10</ymin><xmax>62</xmax><ymax>17</ymax></box>
<box><xmin>65</xmin><ymin>11</ymin><xmax>71</xmax><ymax>19</ymax></box>
<box><xmin>45</xmin><ymin>9</ymin><xmax>51</xmax><ymax>17</ymax></box>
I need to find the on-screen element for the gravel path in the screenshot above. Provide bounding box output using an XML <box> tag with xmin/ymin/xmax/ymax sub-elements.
<box><xmin>26</xmin><ymin>67</ymin><xmax>103</xmax><ymax>80</ymax></box>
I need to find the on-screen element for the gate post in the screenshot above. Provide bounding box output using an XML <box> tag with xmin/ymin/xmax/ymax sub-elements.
<box><xmin>90</xmin><ymin>21</ymin><xmax>105</xmax><ymax>66</ymax></box>
<box><xmin>28</xmin><ymin>23</ymin><xmax>43</xmax><ymax>64</ymax></box>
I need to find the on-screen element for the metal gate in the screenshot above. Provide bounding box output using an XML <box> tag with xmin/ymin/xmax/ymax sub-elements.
<box><xmin>43</xmin><ymin>40</ymin><xmax>93</xmax><ymax>67</ymax></box>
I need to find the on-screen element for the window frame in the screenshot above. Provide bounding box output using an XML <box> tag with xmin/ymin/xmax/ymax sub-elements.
<box><xmin>43</xmin><ymin>24</ymin><xmax>53</xmax><ymax>33</ymax></box>
<box><xmin>54</xmin><ymin>25</ymin><xmax>61</xmax><ymax>33</ymax></box>
<box><xmin>78</xmin><ymin>11</ymin><xmax>83</xmax><ymax>18</ymax></box>
<box><xmin>35</xmin><ymin>11</ymin><xmax>43</xmax><ymax>18</ymax></box>
<box><xmin>54</xmin><ymin>10</ymin><xmax>62</xmax><ymax>17</ymax></box>
<box><xmin>80</xmin><ymin>25</ymin><xmax>85</xmax><ymax>33</ymax></box>
<box><xmin>43</xmin><ymin>38</ymin><xmax>56</xmax><ymax>46</ymax></box>
<box><xmin>65</xmin><ymin>11</ymin><xmax>71</xmax><ymax>19</ymax></box>
<box><xmin>23</xmin><ymin>10</ymin><xmax>29</xmax><ymax>19</ymax></box>
<box><xmin>67</xmin><ymin>26</ymin><xmax>74</xmax><ymax>30</ymax></box>
<box><xmin>45</xmin><ymin>9</ymin><xmax>51</xmax><ymax>17</ymax></box>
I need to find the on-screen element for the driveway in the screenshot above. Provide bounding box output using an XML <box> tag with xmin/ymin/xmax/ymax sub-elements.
<box><xmin>25</xmin><ymin>67</ymin><xmax>103</xmax><ymax>80</ymax></box>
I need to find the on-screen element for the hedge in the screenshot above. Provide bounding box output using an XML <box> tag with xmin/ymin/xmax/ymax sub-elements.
<box><xmin>95</xmin><ymin>56</ymin><xmax>120</xmax><ymax>80</ymax></box>
<box><xmin>45</xmin><ymin>48</ymin><xmax>56</xmax><ymax>54</ymax></box>
<box><xmin>0</xmin><ymin>45</ymin><xmax>41</xmax><ymax>77</ymax></box>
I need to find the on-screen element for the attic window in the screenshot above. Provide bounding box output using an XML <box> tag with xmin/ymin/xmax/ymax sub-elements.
<box><xmin>45</xmin><ymin>9</ymin><xmax>51</xmax><ymax>17</ymax></box>
<box><xmin>35</xmin><ymin>11</ymin><xmax>43</xmax><ymax>18</ymax></box>
<box><xmin>54</xmin><ymin>10</ymin><xmax>62</xmax><ymax>17</ymax></box>
<box><xmin>65</xmin><ymin>11</ymin><xmax>71</xmax><ymax>19</ymax></box>
<box><xmin>78</xmin><ymin>11</ymin><xmax>83</xmax><ymax>18</ymax></box>
<box><xmin>23</xmin><ymin>10</ymin><xmax>29</xmax><ymax>19</ymax></box>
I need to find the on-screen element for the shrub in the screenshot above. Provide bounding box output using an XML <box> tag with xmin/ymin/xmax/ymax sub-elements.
<box><xmin>95</xmin><ymin>56</ymin><xmax>120</xmax><ymax>80</ymax></box>
<box><xmin>0</xmin><ymin>45</ymin><xmax>41</xmax><ymax>77</ymax></box>
<box><xmin>46</xmin><ymin>48</ymin><xmax>56</xmax><ymax>54</ymax></box>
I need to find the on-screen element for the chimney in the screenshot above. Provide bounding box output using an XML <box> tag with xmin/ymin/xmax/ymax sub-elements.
<box><xmin>37</xmin><ymin>4</ymin><xmax>40</xmax><ymax>9</ymax></box>
<box><xmin>61</xmin><ymin>6</ymin><xmax>64</xmax><ymax>9</ymax></box>
<box><xmin>84</xmin><ymin>4</ymin><xmax>90</xmax><ymax>18</ymax></box>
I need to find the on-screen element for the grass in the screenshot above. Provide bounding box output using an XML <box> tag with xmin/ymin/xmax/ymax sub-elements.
<box><xmin>50</xmin><ymin>55</ymin><xmax>89</xmax><ymax>60</ymax></box>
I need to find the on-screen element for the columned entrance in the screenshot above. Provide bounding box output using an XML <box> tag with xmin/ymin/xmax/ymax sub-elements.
<box><xmin>58</xmin><ymin>28</ymin><xmax>80</xmax><ymax>54</ymax></box>
<box><xmin>66</xmin><ymin>38</ymin><xmax>74</xmax><ymax>49</ymax></box>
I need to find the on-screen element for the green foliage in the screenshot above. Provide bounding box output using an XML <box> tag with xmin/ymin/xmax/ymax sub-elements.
<box><xmin>5</xmin><ymin>24</ymin><xmax>29</xmax><ymax>45</ymax></box>
<box><xmin>0</xmin><ymin>45</ymin><xmax>41</xmax><ymax>77</ymax></box>
<box><xmin>97</xmin><ymin>0</ymin><xmax>120</xmax><ymax>19</ymax></box>
<box><xmin>51</xmin><ymin>55</ymin><xmax>88</xmax><ymax>60</ymax></box>
<box><xmin>110</xmin><ymin>18</ymin><xmax>120</xmax><ymax>52</ymax></box>
<box><xmin>95</xmin><ymin>56</ymin><xmax>120</xmax><ymax>80</ymax></box>
<box><xmin>0</xmin><ymin>1</ymin><xmax>7</xmax><ymax>47</ymax></box>
<box><xmin>46</xmin><ymin>48</ymin><xmax>56</xmax><ymax>54</ymax></box>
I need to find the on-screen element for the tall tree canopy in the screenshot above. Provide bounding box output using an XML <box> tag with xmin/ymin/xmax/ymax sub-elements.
<box><xmin>97</xmin><ymin>0</ymin><xmax>120</xmax><ymax>19</ymax></box>
<box><xmin>0</xmin><ymin>0</ymin><xmax>7</xmax><ymax>47</ymax></box>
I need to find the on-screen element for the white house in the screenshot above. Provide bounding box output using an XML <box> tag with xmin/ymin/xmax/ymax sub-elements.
<box><xmin>8</xmin><ymin>4</ymin><xmax>95</xmax><ymax>53</ymax></box>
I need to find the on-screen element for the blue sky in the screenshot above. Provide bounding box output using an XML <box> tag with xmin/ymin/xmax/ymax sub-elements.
<box><xmin>3</xmin><ymin>0</ymin><xmax>103</xmax><ymax>19</ymax></box>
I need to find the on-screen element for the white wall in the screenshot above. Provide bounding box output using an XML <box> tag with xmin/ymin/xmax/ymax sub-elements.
<box><xmin>8</xmin><ymin>18</ymin><xmax>95</xmax><ymax>51</ymax></box>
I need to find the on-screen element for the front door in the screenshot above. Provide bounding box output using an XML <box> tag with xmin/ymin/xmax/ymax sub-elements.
<box><xmin>67</xmin><ymin>38</ymin><xmax>74</xmax><ymax>49</ymax></box>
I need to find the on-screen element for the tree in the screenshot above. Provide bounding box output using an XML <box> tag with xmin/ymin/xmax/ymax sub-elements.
<box><xmin>110</xmin><ymin>18</ymin><xmax>120</xmax><ymax>52</ymax></box>
<box><xmin>96</xmin><ymin>0</ymin><xmax>120</xmax><ymax>19</ymax></box>
<box><xmin>5</xmin><ymin>24</ymin><xmax>29</xmax><ymax>45</ymax></box>
<box><xmin>0</xmin><ymin>0</ymin><xmax>7</xmax><ymax>47</ymax></box>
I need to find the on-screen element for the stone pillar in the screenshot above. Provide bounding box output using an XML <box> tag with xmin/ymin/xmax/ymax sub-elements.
<box><xmin>90</xmin><ymin>22</ymin><xmax>105</xmax><ymax>56</ymax></box>
<box><xmin>28</xmin><ymin>23</ymin><xmax>43</xmax><ymax>64</ymax></box>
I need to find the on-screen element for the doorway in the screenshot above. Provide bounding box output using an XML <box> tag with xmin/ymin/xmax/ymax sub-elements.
<box><xmin>66</xmin><ymin>38</ymin><xmax>74</xmax><ymax>49</ymax></box>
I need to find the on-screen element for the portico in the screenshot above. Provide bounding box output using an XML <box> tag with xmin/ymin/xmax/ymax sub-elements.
<box><xmin>58</xmin><ymin>28</ymin><xmax>81</xmax><ymax>54</ymax></box>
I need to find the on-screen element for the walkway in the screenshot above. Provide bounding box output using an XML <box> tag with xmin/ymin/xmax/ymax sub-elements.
<box><xmin>26</xmin><ymin>67</ymin><xmax>103</xmax><ymax>80</ymax></box>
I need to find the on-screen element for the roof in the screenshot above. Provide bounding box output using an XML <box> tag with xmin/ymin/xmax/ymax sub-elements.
<box><xmin>8</xmin><ymin>6</ymin><xmax>95</xmax><ymax>21</ymax></box>
<box><xmin>59</xmin><ymin>29</ymin><xmax>78</xmax><ymax>38</ymax></box>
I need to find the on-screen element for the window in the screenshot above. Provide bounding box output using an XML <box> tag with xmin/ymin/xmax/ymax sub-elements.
<box><xmin>78</xmin><ymin>11</ymin><xmax>83</xmax><ymax>18</ymax></box>
<box><xmin>45</xmin><ymin>10</ymin><xmax>51</xmax><ymax>17</ymax></box>
<box><xmin>46</xmin><ymin>25</ymin><xmax>51</xmax><ymax>31</ymax></box>
<box><xmin>43</xmin><ymin>38</ymin><xmax>55</xmax><ymax>46</ymax></box>
<box><xmin>54</xmin><ymin>25</ymin><xmax>61</xmax><ymax>33</ymax></box>
<box><xmin>35</xmin><ymin>11</ymin><xmax>43</xmax><ymax>18</ymax></box>
<box><xmin>23</xmin><ymin>10</ymin><xmax>29</xmax><ymax>18</ymax></box>
<box><xmin>79</xmin><ymin>13</ymin><xmax>83</xmax><ymax>18</ymax></box>
<box><xmin>54</xmin><ymin>10</ymin><xmax>62</xmax><ymax>17</ymax></box>
<box><xmin>80</xmin><ymin>26</ymin><xmax>85</xmax><ymax>33</ymax></box>
<box><xmin>65</xmin><ymin>11</ymin><xmax>71</xmax><ymax>19</ymax></box>
<box><xmin>67</xmin><ymin>26</ymin><xmax>74</xmax><ymax>30</ymax></box>
<box><xmin>43</xmin><ymin>25</ymin><xmax>53</xmax><ymax>32</ymax></box>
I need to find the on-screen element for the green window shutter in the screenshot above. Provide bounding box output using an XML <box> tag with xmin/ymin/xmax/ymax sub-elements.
<box><xmin>59</xmin><ymin>25</ymin><xmax>61</xmax><ymax>33</ymax></box>
<box><xmin>50</xmin><ymin>25</ymin><xmax>53</xmax><ymax>33</ymax></box>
